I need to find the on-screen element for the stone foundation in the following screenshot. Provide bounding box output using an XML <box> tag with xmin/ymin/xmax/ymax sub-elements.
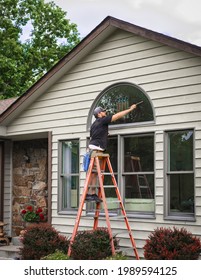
<box><xmin>12</xmin><ymin>139</ymin><xmax>48</xmax><ymax>236</ymax></box>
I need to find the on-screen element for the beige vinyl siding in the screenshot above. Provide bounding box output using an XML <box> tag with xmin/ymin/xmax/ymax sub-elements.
<box><xmin>5</xmin><ymin>29</ymin><xmax>201</xmax><ymax>257</ymax></box>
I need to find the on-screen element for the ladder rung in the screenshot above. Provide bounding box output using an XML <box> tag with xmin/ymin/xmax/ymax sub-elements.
<box><xmin>86</xmin><ymin>211</ymin><xmax>122</xmax><ymax>216</ymax></box>
<box><xmin>101</xmin><ymin>172</ymin><xmax>114</xmax><ymax>175</ymax></box>
<box><xmin>103</xmin><ymin>185</ymin><xmax>116</xmax><ymax>188</ymax></box>
<box><xmin>88</xmin><ymin>185</ymin><xmax>116</xmax><ymax>189</ymax></box>
<box><xmin>112</xmin><ymin>208</ymin><xmax>122</xmax><ymax>210</ymax></box>
<box><xmin>85</xmin><ymin>208</ymin><xmax>122</xmax><ymax>212</ymax></box>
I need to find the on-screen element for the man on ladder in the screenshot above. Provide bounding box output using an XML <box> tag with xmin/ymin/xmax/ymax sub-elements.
<box><xmin>68</xmin><ymin>102</ymin><xmax>140</xmax><ymax>259</ymax></box>
<box><xmin>85</xmin><ymin>103</ymin><xmax>137</xmax><ymax>202</ymax></box>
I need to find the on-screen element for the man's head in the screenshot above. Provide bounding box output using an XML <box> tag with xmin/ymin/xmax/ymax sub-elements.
<box><xmin>93</xmin><ymin>107</ymin><xmax>106</xmax><ymax>118</ymax></box>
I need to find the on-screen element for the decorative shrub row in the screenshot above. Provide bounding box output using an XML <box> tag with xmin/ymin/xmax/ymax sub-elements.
<box><xmin>19</xmin><ymin>223</ymin><xmax>201</xmax><ymax>260</ymax></box>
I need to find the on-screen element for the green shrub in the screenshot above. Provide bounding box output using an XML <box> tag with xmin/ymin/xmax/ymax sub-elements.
<box><xmin>105</xmin><ymin>252</ymin><xmax>128</xmax><ymax>260</ymax></box>
<box><xmin>143</xmin><ymin>227</ymin><xmax>201</xmax><ymax>260</ymax></box>
<box><xmin>71</xmin><ymin>227</ymin><xmax>118</xmax><ymax>260</ymax></box>
<box><xmin>42</xmin><ymin>249</ymin><xmax>70</xmax><ymax>260</ymax></box>
<box><xmin>20</xmin><ymin>223</ymin><xmax>69</xmax><ymax>260</ymax></box>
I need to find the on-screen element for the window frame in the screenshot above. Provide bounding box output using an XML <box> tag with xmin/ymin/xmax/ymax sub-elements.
<box><xmin>58</xmin><ymin>139</ymin><xmax>80</xmax><ymax>214</ymax></box>
<box><xmin>164</xmin><ymin>129</ymin><xmax>195</xmax><ymax>221</ymax></box>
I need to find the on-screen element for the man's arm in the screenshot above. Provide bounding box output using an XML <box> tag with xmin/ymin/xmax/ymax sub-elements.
<box><xmin>111</xmin><ymin>104</ymin><xmax>136</xmax><ymax>122</ymax></box>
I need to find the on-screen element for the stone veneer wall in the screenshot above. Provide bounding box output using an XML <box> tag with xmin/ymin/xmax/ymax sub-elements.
<box><xmin>12</xmin><ymin>139</ymin><xmax>48</xmax><ymax>236</ymax></box>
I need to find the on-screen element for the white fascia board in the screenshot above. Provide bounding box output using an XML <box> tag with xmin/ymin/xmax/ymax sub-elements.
<box><xmin>0</xmin><ymin>126</ymin><xmax>6</xmax><ymax>137</ymax></box>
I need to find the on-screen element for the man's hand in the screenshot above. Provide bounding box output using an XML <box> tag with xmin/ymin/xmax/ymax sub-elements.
<box><xmin>129</xmin><ymin>104</ymin><xmax>137</xmax><ymax>111</ymax></box>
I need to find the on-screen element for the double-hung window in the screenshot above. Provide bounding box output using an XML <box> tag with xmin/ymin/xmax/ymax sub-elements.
<box><xmin>123</xmin><ymin>134</ymin><xmax>155</xmax><ymax>215</ymax></box>
<box><xmin>166</xmin><ymin>130</ymin><xmax>194</xmax><ymax>218</ymax></box>
<box><xmin>59</xmin><ymin>140</ymin><xmax>79</xmax><ymax>212</ymax></box>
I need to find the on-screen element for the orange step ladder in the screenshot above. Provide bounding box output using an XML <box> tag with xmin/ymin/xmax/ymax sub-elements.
<box><xmin>67</xmin><ymin>152</ymin><xmax>140</xmax><ymax>260</ymax></box>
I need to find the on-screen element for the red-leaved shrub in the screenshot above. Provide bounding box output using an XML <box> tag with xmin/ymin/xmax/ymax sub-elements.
<box><xmin>71</xmin><ymin>228</ymin><xmax>118</xmax><ymax>260</ymax></box>
<box><xmin>20</xmin><ymin>223</ymin><xmax>69</xmax><ymax>260</ymax></box>
<box><xmin>143</xmin><ymin>227</ymin><xmax>201</xmax><ymax>260</ymax></box>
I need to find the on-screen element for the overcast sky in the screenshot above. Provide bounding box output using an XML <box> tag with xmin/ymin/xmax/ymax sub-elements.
<box><xmin>45</xmin><ymin>0</ymin><xmax>201</xmax><ymax>47</ymax></box>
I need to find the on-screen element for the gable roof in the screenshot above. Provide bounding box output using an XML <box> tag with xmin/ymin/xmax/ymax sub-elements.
<box><xmin>1</xmin><ymin>16</ymin><xmax>201</xmax><ymax>125</ymax></box>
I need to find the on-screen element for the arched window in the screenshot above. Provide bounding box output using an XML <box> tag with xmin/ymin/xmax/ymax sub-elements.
<box><xmin>89</xmin><ymin>82</ymin><xmax>154</xmax><ymax>126</ymax></box>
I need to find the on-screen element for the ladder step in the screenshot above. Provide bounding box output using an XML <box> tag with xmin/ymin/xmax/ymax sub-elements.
<box><xmin>91</xmin><ymin>152</ymin><xmax>110</xmax><ymax>158</ymax></box>
<box><xmin>101</xmin><ymin>172</ymin><xmax>114</xmax><ymax>176</ymax></box>
<box><xmin>88</xmin><ymin>185</ymin><xmax>116</xmax><ymax>188</ymax></box>
<box><xmin>84</xmin><ymin>209</ymin><xmax>122</xmax><ymax>215</ymax></box>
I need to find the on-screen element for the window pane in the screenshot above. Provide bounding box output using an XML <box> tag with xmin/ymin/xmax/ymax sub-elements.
<box><xmin>169</xmin><ymin>174</ymin><xmax>194</xmax><ymax>213</ymax></box>
<box><xmin>169</xmin><ymin>131</ymin><xmax>193</xmax><ymax>171</ymax></box>
<box><xmin>124</xmin><ymin>174</ymin><xmax>154</xmax><ymax>213</ymax></box>
<box><xmin>62</xmin><ymin>140</ymin><xmax>79</xmax><ymax>174</ymax></box>
<box><xmin>124</xmin><ymin>136</ymin><xmax>154</xmax><ymax>172</ymax></box>
<box><xmin>96</xmin><ymin>83</ymin><xmax>153</xmax><ymax>125</ymax></box>
<box><xmin>106</xmin><ymin>137</ymin><xmax>118</xmax><ymax>172</ymax></box>
<box><xmin>61</xmin><ymin>140</ymin><xmax>79</xmax><ymax>210</ymax></box>
<box><xmin>62</xmin><ymin>176</ymin><xmax>79</xmax><ymax>209</ymax></box>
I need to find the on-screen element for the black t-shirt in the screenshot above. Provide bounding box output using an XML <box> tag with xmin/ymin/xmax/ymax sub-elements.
<box><xmin>89</xmin><ymin>115</ymin><xmax>113</xmax><ymax>150</ymax></box>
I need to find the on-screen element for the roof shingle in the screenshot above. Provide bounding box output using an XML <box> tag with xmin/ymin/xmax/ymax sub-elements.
<box><xmin>0</xmin><ymin>98</ymin><xmax>18</xmax><ymax>115</ymax></box>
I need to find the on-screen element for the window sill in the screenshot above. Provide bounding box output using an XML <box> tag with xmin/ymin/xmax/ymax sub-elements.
<box><xmin>164</xmin><ymin>215</ymin><xmax>196</xmax><ymax>222</ymax></box>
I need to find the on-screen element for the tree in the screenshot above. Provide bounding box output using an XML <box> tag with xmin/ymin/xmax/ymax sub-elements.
<box><xmin>0</xmin><ymin>0</ymin><xmax>80</xmax><ymax>99</ymax></box>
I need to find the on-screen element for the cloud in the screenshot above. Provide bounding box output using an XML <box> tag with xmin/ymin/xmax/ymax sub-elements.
<box><xmin>45</xmin><ymin>0</ymin><xmax>201</xmax><ymax>46</ymax></box>
<box><xmin>175</xmin><ymin>0</ymin><xmax>201</xmax><ymax>24</ymax></box>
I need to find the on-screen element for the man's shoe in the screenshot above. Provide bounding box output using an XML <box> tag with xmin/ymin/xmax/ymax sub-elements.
<box><xmin>85</xmin><ymin>193</ymin><xmax>103</xmax><ymax>203</ymax></box>
<box><xmin>91</xmin><ymin>194</ymin><xmax>103</xmax><ymax>203</ymax></box>
<box><xmin>85</xmin><ymin>194</ymin><xmax>94</xmax><ymax>201</ymax></box>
